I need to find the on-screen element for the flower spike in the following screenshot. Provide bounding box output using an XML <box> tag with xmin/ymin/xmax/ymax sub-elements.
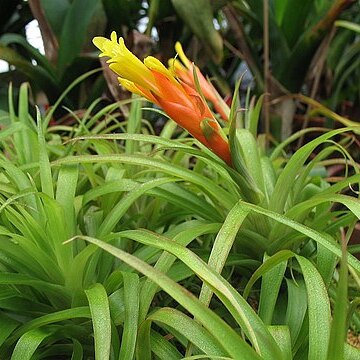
<box><xmin>93</xmin><ymin>32</ymin><xmax>231</xmax><ymax>165</ymax></box>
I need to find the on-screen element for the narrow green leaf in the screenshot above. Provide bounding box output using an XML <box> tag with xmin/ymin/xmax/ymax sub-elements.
<box><xmin>244</xmin><ymin>250</ymin><xmax>294</xmax><ymax>300</ymax></box>
<box><xmin>85</xmin><ymin>284</ymin><xmax>111</xmax><ymax>360</ymax></box>
<box><xmin>11</xmin><ymin>328</ymin><xmax>50</xmax><ymax>360</ymax></box>
<box><xmin>317</xmin><ymin>244</ymin><xmax>337</xmax><ymax>288</ymax></box>
<box><xmin>117</xmin><ymin>230</ymin><xmax>282</xmax><ymax>359</ymax></box>
<box><xmin>119</xmin><ymin>272</ymin><xmax>139</xmax><ymax>360</ymax></box>
<box><xmin>139</xmin><ymin>223</ymin><xmax>221</xmax><ymax>322</ymax></box>
<box><xmin>97</xmin><ymin>177</ymin><xmax>178</xmax><ymax>237</ymax></box>
<box><xmin>0</xmin><ymin>312</ymin><xmax>19</xmax><ymax>347</ymax></box>
<box><xmin>44</xmin><ymin>68</ymin><xmax>102</xmax><ymax>128</ymax></box>
<box><xmin>150</xmin><ymin>330</ymin><xmax>182</xmax><ymax>360</ymax></box>
<box><xmin>8</xmin><ymin>307</ymin><xmax>90</xmax><ymax>344</ymax></box>
<box><xmin>296</xmin><ymin>255</ymin><xmax>331</xmax><ymax>360</ymax></box>
<box><xmin>71</xmin><ymin>339</ymin><xmax>83</xmax><ymax>360</ymax></box>
<box><xmin>335</xmin><ymin>20</ymin><xmax>360</xmax><ymax>34</ymax></box>
<box><xmin>258</xmin><ymin>255</ymin><xmax>287</xmax><ymax>324</ymax></box>
<box><xmin>285</xmin><ymin>279</ymin><xmax>308</xmax><ymax>346</ymax></box>
<box><xmin>248</xmin><ymin>95</ymin><xmax>265</xmax><ymax>137</ymax></box>
<box><xmin>0</xmin><ymin>122</ymin><xmax>26</xmax><ymax>141</ymax></box>
<box><xmin>18</xmin><ymin>83</ymin><xmax>35</xmax><ymax>165</ymax></box>
<box><xmin>233</xmin><ymin>129</ymin><xmax>266</xmax><ymax>195</ymax></box>
<box><xmin>57</xmin><ymin>0</ymin><xmax>99</xmax><ymax>74</ymax></box>
<box><xmin>268</xmin><ymin>326</ymin><xmax>292</xmax><ymax>360</ymax></box>
<box><xmin>148</xmin><ymin>308</ymin><xmax>227</xmax><ymax>356</ymax></box>
<box><xmin>125</xmin><ymin>97</ymin><xmax>142</xmax><ymax>156</ymax></box>
<box><xmin>198</xmin><ymin>201</ymin><xmax>250</xmax><ymax>307</ymax></box>
<box><xmin>36</xmin><ymin>107</ymin><xmax>54</xmax><ymax>198</ymax></box>
<box><xmin>327</xmin><ymin>240</ymin><xmax>348</xmax><ymax>360</ymax></box>
<box><xmin>55</xmin><ymin>164</ymin><xmax>79</xmax><ymax>236</ymax></box>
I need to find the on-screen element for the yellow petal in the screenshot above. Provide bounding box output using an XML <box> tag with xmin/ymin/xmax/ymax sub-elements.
<box><xmin>144</xmin><ymin>56</ymin><xmax>177</xmax><ymax>83</ymax></box>
<box><xmin>175</xmin><ymin>42</ymin><xmax>191</xmax><ymax>69</ymax></box>
<box><xmin>93</xmin><ymin>32</ymin><xmax>157</xmax><ymax>92</ymax></box>
<box><xmin>118</xmin><ymin>77</ymin><xmax>144</xmax><ymax>96</ymax></box>
<box><xmin>168</xmin><ymin>57</ymin><xmax>187</xmax><ymax>75</ymax></box>
<box><xmin>93</xmin><ymin>36</ymin><xmax>107</xmax><ymax>52</ymax></box>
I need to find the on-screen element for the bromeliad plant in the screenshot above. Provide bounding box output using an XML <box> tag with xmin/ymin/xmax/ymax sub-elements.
<box><xmin>67</xmin><ymin>32</ymin><xmax>360</xmax><ymax>358</ymax></box>
<box><xmin>0</xmin><ymin>34</ymin><xmax>359</xmax><ymax>359</ymax></box>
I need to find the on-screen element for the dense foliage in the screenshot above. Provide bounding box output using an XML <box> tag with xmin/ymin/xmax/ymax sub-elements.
<box><xmin>0</xmin><ymin>1</ymin><xmax>359</xmax><ymax>359</ymax></box>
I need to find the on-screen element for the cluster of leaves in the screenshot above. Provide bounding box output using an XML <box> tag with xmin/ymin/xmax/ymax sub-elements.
<box><xmin>0</xmin><ymin>76</ymin><xmax>359</xmax><ymax>359</ymax></box>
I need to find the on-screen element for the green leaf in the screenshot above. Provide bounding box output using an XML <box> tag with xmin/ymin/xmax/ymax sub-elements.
<box><xmin>0</xmin><ymin>44</ymin><xmax>60</xmax><ymax>100</ymax></box>
<box><xmin>171</xmin><ymin>0</ymin><xmax>223</xmax><ymax>62</ymax></box>
<box><xmin>71</xmin><ymin>339</ymin><xmax>83</xmax><ymax>360</ymax></box>
<box><xmin>146</xmin><ymin>308</ymin><xmax>227</xmax><ymax>356</ymax></box>
<box><xmin>268</xmin><ymin>326</ymin><xmax>292</xmax><ymax>360</ymax></box>
<box><xmin>285</xmin><ymin>279</ymin><xmax>307</xmax><ymax>346</ymax></box>
<box><xmin>258</xmin><ymin>254</ymin><xmax>287</xmax><ymax>324</ymax></box>
<box><xmin>278</xmin><ymin>0</ymin><xmax>313</xmax><ymax>48</ymax></box>
<box><xmin>198</xmin><ymin>201</ymin><xmax>250</xmax><ymax>307</ymax></box>
<box><xmin>150</xmin><ymin>330</ymin><xmax>182</xmax><ymax>360</ymax></box>
<box><xmin>233</xmin><ymin>129</ymin><xmax>266</xmax><ymax>195</ymax></box>
<box><xmin>125</xmin><ymin>97</ymin><xmax>142</xmax><ymax>156</ymax></box>
<box><xmin>40</xmin><ymin>0</ymin><xmax>70</xmax><ymax>38</ymax></box>
<box><xmin>8</xmin><ymin>307</ymin><xmax>90</xmax><ymax>343</ymax></box>
<box><xmin>55</xmin><ymin>164</ymin><xmax>79</xmax><ymax>237</ymax></box>
<box><xmin>296</xmin><ymin>255</ymin><xmax>331</xmax><ymax>360</ymax></box>
<box><xmin>11</xmin><ymin>328</ymin><xmax>50</xmax><ymax>360</ymax></box>
<box><xmin>84</xmin><ymin>229</ymin><xmax>282</xmax><ymax>359</ymax></box>
<box><xmin>327</xmin><ymin>240</ymin><xmax>348</xmax><ymax>360</ymax></box>
<box><xmin>57</xmin><ymin>0</ymin><xmax>100</xmax><ymax>75</ymax></box>
<box><xmin>243</xmin><ymin>250</ymin><xmax>294</xmax><ymax>300</ymax></box>
<box><xmin>0</xmin><ymin>33</ymin><xmax>56</xmax><ymax>76</ymax></box>
<box><xmin>248</xmin><ymin>94</ymin><xmax>265</xmax><ymax>137</ymax></box>
<box><xmin>0</xmin><ymin>312</ymin><xmax>19</xmax><ymax>347</ymax></box>
<box><xmin>85</xmin><ymin>284</ymin><xmax>111</xmax><ymax>360</ymax></box>
<box><xmin>119</xmin><ymin>272</ymin><xmax>139</xmax><ymax>360</ymax></box>
<box><xmin>335</xmin><ymin>20</ymin><xmax>360</xmax><ymax>34</ymax></box>
<box><xmin>97</xmin><ymin>177</ymin><xmax>179</xmax><ymax>237</ymax></box>
<box><xmin>37</xmin><ymin>107</ymin><xmax>54</xmax><ymax>198</ymax></box>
